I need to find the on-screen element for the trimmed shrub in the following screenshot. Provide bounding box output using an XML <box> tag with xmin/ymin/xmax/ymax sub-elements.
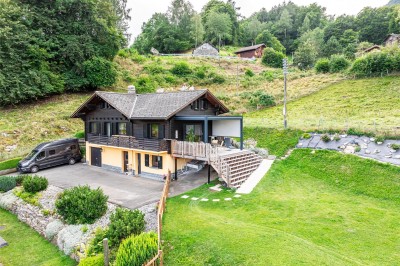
<box><xmin>115</xmin><ymin>232</ymin><xmax>158</xmax><ymax>266</ymax></box>
<box><xmin>329</xmin><ymin>55</ymin><xmax>350</xmax><ymax>73</ymax></box>
<box><xmin>14</xmin><ymin>188</ymin><xmax>41</xmax><ymax>206</ymax></box>
<box><xmin>108</xmin><ymin>208</ymin><xmax>145</xmax><ymax>247</ymax></box>
<box><xmin>78</xmin><ymin>254</ymin><xmax>104</xmax><ymax>266</ymax></box>
<box><xmin>321</xmin><ymin>134</ymin><xmax>331</xmax><ymax>143</ymax></box>
<box><xmin>0</xmin><ymin>176</ymin><xmax>17</xmax><ymax>192</ymax></box>
<box><xmin>315</xmin><ymin>59</ymin><xmax>330</xmax><ymax>73</ymax></box>
<box><xmin>171</xmin><ymin>62</ymin><xmax>192</xmax><ymax>77</ymax></box>
<box><xmin>261</xmin><ymin>48</ymin><xmax>285</xmax><ymax>68</ymax></box>
<box><xmin>15</xmin><ymin>175</ymin><xmax>25</xmax><ymax>186</ymax></box>
<box><xmin>56</xmin><ymin>185</ymin><xmax>108</xmax><ymax>224</ymax></box>
<box><xmin>22</xmin><ymin>175</ymin><xmax>48</xmax><ymax>193</ymax></box>
<box><xmin>87</xmin><ymin>228</ymin><xmax>108</xmax><ymax>255</ymax></box>
<box><xmin>302</xmin><ymin>133</ymin><xmax>312</xmax><ymax>139</ymax></box>
<box><xmin>390</xmin><ymin>144</ymin><xmax>400</xmax><ymax>150</ymax></box>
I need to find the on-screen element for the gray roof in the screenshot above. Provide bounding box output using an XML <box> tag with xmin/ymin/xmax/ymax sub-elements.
<box><xmin>72</xmin><ymin>89</ymin><xmax>228</xmax><ymax>120</ymax></box>
<box><xmin>235</xmin><ymin>44</ymin><xmax>266</xmax><ymax>54</ymax></box>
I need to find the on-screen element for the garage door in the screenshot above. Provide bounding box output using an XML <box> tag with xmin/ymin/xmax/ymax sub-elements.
<box><xmin>91</xmin><ymin>147</ymin><xmax>102</xmax><ymax>167</ymax></box>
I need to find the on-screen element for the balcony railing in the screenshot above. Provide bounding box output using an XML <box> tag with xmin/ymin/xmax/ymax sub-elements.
<box><xmin>88</xmin><ymin>134</ymin><xmax>168</xmax><ymax>152</ymax></box>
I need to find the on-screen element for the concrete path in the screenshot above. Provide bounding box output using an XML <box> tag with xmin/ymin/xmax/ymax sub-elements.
<box><xmin>297</xmin><ymin>134</ymin><xmax>400</xmax><ymax>166</ymax></box>
<box><xmin>236</xmin><ymin>159</ymin><xmax>275</xmax><ymax>194</ymax></box>
<box><xmin>169</xmin><ymin>167</ymin><xmax>218</xmax><ymax>197</ymax></box>
<box><xmin>9</xmin><ymin>163</ymin><xmax>164</xmax><ymax>209</ymax></box>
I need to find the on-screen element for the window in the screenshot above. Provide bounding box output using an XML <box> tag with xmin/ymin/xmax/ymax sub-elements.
<box><xmin>89</xmin><ymin>122</ymin><xmax>98</xmax><ymax>134</ymax></box>
<box><xmin>36</xmin><ymin>151</ymin><xmax>45</xmax><ymax>160</ymax></box>
<box><xmin>145</xmin><ymin>154</ymin><xmax>149</xmax><ymax>167</ymax></box>
<box><xmin>151</xmin><ymin>124</ymin><xmax>158</xmax><ymax>138</ymax></box>
<box><xmin>100</xmin><ymin>102</ymin><xmax>111</xmax><ymax>109</ymax></box>
<box><xmin>152</xmin><ymin>155</ymin><xmax>163</xmax><ymax>169</ymax></box>
<box><xmin>49</xmin><ymin>150</ymin><xmax>56</xmax><ymax>156</ymax></box>
<box><xmin>201</xmin><ymin>99</ymin><xmax>208</xmax><ymax>110</ymax></box>
<box><xmin>118</xmin><ymin>123</ymin><xmax>127</xmax><ymax>135</ymax></box>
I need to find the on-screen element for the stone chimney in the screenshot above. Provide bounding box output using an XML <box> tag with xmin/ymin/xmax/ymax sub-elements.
<box><xmin>127</xmin><ymin>85</ymin><xmax>136</xmax><ymax>94</ymax></box>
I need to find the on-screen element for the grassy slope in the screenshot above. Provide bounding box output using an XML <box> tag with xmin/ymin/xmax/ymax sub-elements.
<box><xmin>0</xmin><ymin>208</ymin><xmax>76</xmax><ymax>266</ymax></box>
<box><xmin>163</xmin><ymin>149</ymin><xmax>400</xmax><ymax>265</ymax></box>
<box><xmin>0</xmin><ymin>93</ymin><xmax>89</xmax><ymax>161</ymax></box>
<box><xmin>245</xmin><ymin>76</ymin><xmax>400</xmax><ymax>133</ymax></box>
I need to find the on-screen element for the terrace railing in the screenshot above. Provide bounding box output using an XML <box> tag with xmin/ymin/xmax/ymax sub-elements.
<box><xmin>87</xmin><ymin>134</ymin><xmax>168</xmax><ymax>152</ymax></box>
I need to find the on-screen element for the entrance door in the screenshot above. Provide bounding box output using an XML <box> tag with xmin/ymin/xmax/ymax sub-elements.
<box><xmin>123</xmin><ymin>151</ymin><xmax>128</xmax><ymax>172</ymax></box>
<box><xmin>91</xmin><ymin>147</ymin><xmax>102</xmax><ymax>167</ymax></box>
<box><xmin>137</xmin><ymin>153</ymin><xmax>141</xmax><ymax>174</ymax></box>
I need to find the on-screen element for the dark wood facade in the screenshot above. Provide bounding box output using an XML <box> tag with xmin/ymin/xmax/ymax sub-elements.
<box><xmin>235</xmin><ymin>44</ymin><xmax>266</xmax><ymax>59</ymax></box>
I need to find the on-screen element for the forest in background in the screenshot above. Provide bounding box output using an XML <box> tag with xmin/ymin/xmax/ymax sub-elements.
<box><xmin>1</xmin><ymin>0</ymin><xmax>400</xmax><ymax>106</ymax></box>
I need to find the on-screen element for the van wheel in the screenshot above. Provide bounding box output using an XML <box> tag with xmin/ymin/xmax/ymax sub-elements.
<box><xmin>31</xmin><ymin>166</ymin><xmax>39</xmax><ymax>173</ymax></box>
<box><xmin>69</xmin><ymin>158</ymin><xmax>76</xmax><ymax>165</ymax></box>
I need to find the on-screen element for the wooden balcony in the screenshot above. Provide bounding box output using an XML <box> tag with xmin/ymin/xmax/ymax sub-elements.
<box><xmin>88</xmin><ymin>134</ymin><xmax>168</xmax><ymax>152</ymax></box>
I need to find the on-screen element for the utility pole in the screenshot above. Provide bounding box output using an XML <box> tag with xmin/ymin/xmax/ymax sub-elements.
<box><xmin>283</xmin><ymin>58</ymin><xmax>288</xmax><ymax>129</ymax></box>
<box><xmin>236</xmin><ymin>60</ymin><xmax>239</xmax><ymax>96</ymax></box>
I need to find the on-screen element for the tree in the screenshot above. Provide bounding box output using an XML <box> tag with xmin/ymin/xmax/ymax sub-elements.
<box><xmin>299</xmin><ymin>14</ymin><xmax>311</xmax><ymax>35</ymax></box>
<box><xmin>294</xmin><ymin>40</ymin><xmax>318</xmax><ymax>70</ymax></box>
<box><xmin>202</xmin><ymin>0</ymin><xmax>240</xmax><ymax>45</ymax></box>
<box><xmin>167</xmin><ymin>0</ymin><xmax>194</xmax><ymax>49</ymax></box>
<box><xmin>297</xmin><ymin>28</ymin><xmax>324</xmax><ymax>58</ymax></box>
<box><xmin>191</xmin><ymin>14</ymin><xmax>205</xmax><ymax>47</ymax></box>
<box><xmin>323</xmin><ymin>36</ymin><xmax>343</xmax><ymax>57</ymax></box>
<box><xmin>356</xmin><ymin>7</ymin><xmax>392</xmax><ymax>44</ymax></box>
<box><xmin>323</xmin><ymin>15</ymin><xmax>356</xmax><ymax>42</ymax></box>
<box><xmin>0</xmin><ymin>0</ymin><xmax>128</xmax><ymax>105</ymax></box>
<box><xmin>261</xmin><ymin>48</ymin><xmax>285</xmax><ymax>68</ymax></box>
<box><xmin>205</xmin><ymin>11</ymin><xmax>232</xmax><ymax>48</ymax></box>
<box><xmin>245</xmin><ymin>18</ymin><xmax>263</xmax><ymax>45</ymax></box>
<box><xmin>255</xmin><ymin>30</ymin><xmax>285</xmax><ymax>53</ymax></box>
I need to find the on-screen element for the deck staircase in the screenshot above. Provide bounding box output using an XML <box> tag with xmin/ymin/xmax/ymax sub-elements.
<box><xmin>211</xmin><ymin>150</ymin><xmax>263</xmax><ymax>188</ymax></box>
<box><xmin>171</xmin><ymin>140</ymin><xmax>263</xmax><ymax>189</ymax></box>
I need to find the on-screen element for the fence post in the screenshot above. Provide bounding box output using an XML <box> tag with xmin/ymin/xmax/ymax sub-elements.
<box><xmin>103</xmin><ymin>238</ymin><xmax>109</xmax><ymax>266</ymax></box>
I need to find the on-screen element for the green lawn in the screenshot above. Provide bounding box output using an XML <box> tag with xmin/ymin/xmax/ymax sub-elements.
<box><xmin>0</xmin><ymin>208</ymin><xmax>76</xmax><ymax>266</ymax></box>
<box><xmin>243</xmin><ymin>127</ymin><xmax>302</xmax><ymax>157</ymax></box>
<box><xmin>163</xmin><ymin>149</ymin><xmax>400</xmax><ymax>265</ymax></box>
<box><xmin>245</xmin><ymin>76</ymin><xmax>400</xmax><ymax>134</ymax></box>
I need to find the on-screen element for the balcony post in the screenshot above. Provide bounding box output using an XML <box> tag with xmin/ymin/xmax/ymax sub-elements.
<box><xmin>203</xmin><ymin>116</ymin><xmax>208</xmax><ymax>143</ymax></box>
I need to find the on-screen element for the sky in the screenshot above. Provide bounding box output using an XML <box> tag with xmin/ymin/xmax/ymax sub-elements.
<box><xmin>127</xmin><ymin>0</ymin><xmax>389</xmax><ymax>42</ymax></box>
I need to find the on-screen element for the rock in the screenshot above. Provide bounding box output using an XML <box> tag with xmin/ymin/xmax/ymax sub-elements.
<box><xmin>361</xmin><ymin>144</ymin><xmax>368</xmax><ymax>149</ymax></box>
<box><xmin>394</xmin><ymin>155</ymin><xmax>400</xmax><ymax>159</ymax></box>
<box><xmin>0</xmin><ymin>236</ymin><xmax>8</xmax><ymax>248</ymax></box>
<box><xmin>374</xmin><ymin>149</ymin><xmax>381</xmax><ymax>154</ymax></box>
<box><xmin>370</xmin><ymin>138</ymin><xmax>375</xmax><ymax>142</ymax></box>
<box><xmin>0</xmin><ymin>191</ymin><xmax>18</xmax><ymax>210</ymax></box>
<box><xmin>4</xmin><ymin>145</ymin><xmax>17</xmax><ymax>152</ymax></box>
<box><xmin>339</xmin><ymin>145</ymin><xmax>346</xmax><ymax>149</ymax></box>
<box><xmin>45</xmin><ymin>220</ymin><xmax>64</xmax><ymax>240</ymax></box>
<box><xmin>365</xmin><ymin>149</ymin><xmax>371</xmax><ymax>154</ymax></box>
<box><xmin>340</xmin><ymin>134</ymin><xmax>347</xmax><ymax>138</ymax></box>
<box><xmin>0</xmin><ymin>133</ymin><xmax>8</xmax><ymax>137</ymax></box>
<box><xmin>343</xmin><ymin>145</ymin><xmax>355</xmax><ymax>154</ymax></box>
<box><xmin>298</xmin><ymin>143</ymin><xmax>303</xmax><ymax>147</ymax></box>
<box><xmin>377</xmin><ymin>142</ymin><xmax>383</xmax><ymax>145</ymax></box>
<box><xmin>390</xmin><ymin>149</ymin><xmax>397</xmax><ymax>153</ymax></box>
<box><xmin>57</xmin><ymin>225</ymin><xmax>84</xmax><ymax>255</ymax></box>
<box><xmin>385</xmin><ymin>154</ymin><xmax>392</xmax><ymax>158</ymax></box>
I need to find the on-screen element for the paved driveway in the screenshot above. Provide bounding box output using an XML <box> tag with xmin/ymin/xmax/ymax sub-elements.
<box><xmin>15</xmin><ymin>163</ymin><xmax>164</xmax><ymax>209</ymax></box>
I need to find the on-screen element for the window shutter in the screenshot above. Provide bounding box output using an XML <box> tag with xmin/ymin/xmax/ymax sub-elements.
<box><xmin>158</xmin><ymin>124</ymin><xmax>165</xmax><ymax>139</ymax></box>
<box><xmin>145</xmin><ymin>154</ymin><xmax>149</xmax><ymax>167</ymax></box>
<box><xmin>158</xmin><ymin>156</ymin><xmax>163</xmax><ymax>169</ymax></box>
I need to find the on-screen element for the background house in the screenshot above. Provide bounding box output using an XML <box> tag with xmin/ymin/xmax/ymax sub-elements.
<box><xmin>384</xmin><ymin>34</ymin><xmax>400</xmax><ymax>46</ymax></box>
<box><xmin>234</xmin><ymin>44</ymin><xmax>266</xmax><ymax>58</ymax></box>
<box><xmin>193</xmin><ymin>43</ymin><xmax>219</xmax><ymax>56</ymax></box>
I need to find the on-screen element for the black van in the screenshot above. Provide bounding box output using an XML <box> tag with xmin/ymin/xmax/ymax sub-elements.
<box><xmin>18</xmin><ymin>138</ymin><xmax>82</xmax><ymax>173</ymax></box>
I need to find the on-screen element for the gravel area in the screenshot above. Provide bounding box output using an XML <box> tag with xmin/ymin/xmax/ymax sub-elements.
<box><xmin>297</xmin><ymin>134</ymin><xmax>400</xmax><ymax>166</ymax></box>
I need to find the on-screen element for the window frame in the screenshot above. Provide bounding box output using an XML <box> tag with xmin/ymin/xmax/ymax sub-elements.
<box><xmin>150</xmin><ymin>124</ymin><xmax>159</xmax><ymax>139</ymax></box>
<box><xmin>151</xmin><ymin>155</ymin><xmax>163</xmax><ymax>169</ymax></box>
<box><xmin>117</xmin><ymin>122</ymin><xmax>127</xmax><ymax>135</ymax></box>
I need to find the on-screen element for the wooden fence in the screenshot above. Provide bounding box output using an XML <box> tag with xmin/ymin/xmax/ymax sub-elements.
<box><xmin>144</xmin><ymin>170</ymin><xmax>171</xmax><ymax>266</ymax></box>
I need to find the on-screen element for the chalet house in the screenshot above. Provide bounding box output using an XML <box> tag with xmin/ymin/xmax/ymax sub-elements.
<box><xmin>234</xmin><ymin>44</ymin><xmax>266</xmax><ymax>58</ymax></box>
<box><xmin>384</xmin><ymin>34</ymin><xmax>400</xmax><ymax>46</ymax></box>
<box><xmin>193</xmin><ymin>43</ymin><xmax>219</xmax><ymax>57</ymax></box>
<box><xmin>71</xmin><ymin>87</ymin><xmax>262</xmax><ymax>188</ymax></box>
